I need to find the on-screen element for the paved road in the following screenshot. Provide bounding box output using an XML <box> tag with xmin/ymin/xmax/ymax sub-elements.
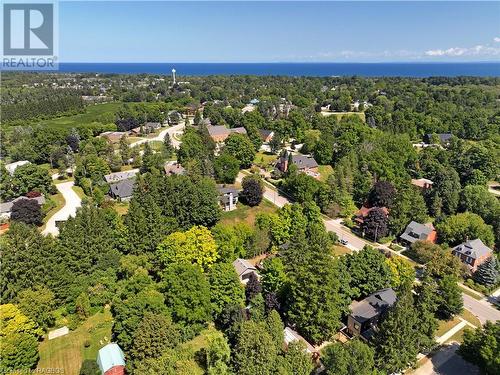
<box><xmin>129</xmin><ymin>123</ymin><xmax>185</xmax><ymax>149</ymax></box>
<box><xmin>463</xmin><ymin>294</ymin><xmax>500</xmax><ymax>324</ymax></box>
<box><xmin>238</xmin><ymin>171</ymin><xmax>500</xmax><ymax>324</ymax></box>
<box><xmin>42</xmin><ymin>181</ymin><xmax>82</xmax><ymax>236</ymax></box>
<box><xmin>411</xmin><ymin>344</ymin><xmax>479</xmax><ymax>375</ymax></box>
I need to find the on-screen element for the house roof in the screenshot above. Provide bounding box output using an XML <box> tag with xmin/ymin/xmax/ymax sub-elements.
<box><xmin>230</xmin><ymin>127</ymin><xmax>247</xmax><ymax>135</ymax></box>
<box><xmin>400</xmin><ymin>221</ymin><xmax>435</xmax><ymax>244</ymax></box>
<box><xmin>355</xmin><ymin>206</ymin><xmax>389</xmax><ymax>219</ymax></box>
<box><xmin>349</xmin><ymin>288</ymin><xmax>396</xmax><ymax>323</ymax></box>
<box><xmin>411</xmin><ymin>178</ymin><xmax>433</xmax><ymax>188</ymax></box>
<box><xmin>0</xmin><ymin>195</ymin><xmax>45</xmax><ymax>214</ymax></box>
<box><xmin>104</xmin><ymin>170</ymin><xmax>139</xmax><ymax>184</ymax></box>
<box><xmin>425</xmin><ymin>133</ymin><xmax>453</xmax><ymax>143</ymax></box>
<box><xmin>109</xmin><ymin>178</ymin><xmax>135</xmax><ymax>199</ymax></box>
<box><xmin>97</xmin><ymin>343</ymin><xmax>125</xmax><ymax>374</ymax></box>
<box><xmin>207</xmin><ymin>125</ymin><xmax>231</xmax><ymax>137</ymax></box>
<box><xmin>232</xmin><ymin>258</ymin><xmax>257</xmax><ymax>277</ymax></box>
<box><xmin>284</xmin><ymin>327</ymin><xmax>316</xmax><ymax>353</ymax></box>
<box><xmin>5</xmin><ymin>160</ymin><xmax>30</xmax><ymax>175</ymax></box>
<box><xmin>259</xmin><ymin>129</ymin><xmax>274</xmax><ymax>139</ymax></box>
<box><xmin>164</xmin><ymin>161</ymin><xmax>186</xmax><ymax>176</ymax></box>
<box><xmin>291</xmin><ymin>154</ymin><xmax>318</xmax><ymax>169</ymax></box>
<box><xmin>144</xmin><ymin>122</ymin><xmax>161</xmax><ymax>127</ymax></box>
<box><xmin>218</xmin><ymin>186</ymin><xmax>239</xmax><ymax>196</ymax></box>
<box><xmin>453</xmin><ymin>239</ymin><xmax>493</xmax><ymax>260</ymax></box>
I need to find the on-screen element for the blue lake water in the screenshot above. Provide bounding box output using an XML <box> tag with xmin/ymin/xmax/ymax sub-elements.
<box><xmin>53</xmin><ymin>62</ymin><xmax>500</xmax><ymax>77</ymax></box>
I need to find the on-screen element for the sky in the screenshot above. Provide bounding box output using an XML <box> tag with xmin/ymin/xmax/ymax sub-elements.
<box><xmin>59</xmin><ymin>1</ymin><xmax>500</xmax><ymax>62</ymax></box>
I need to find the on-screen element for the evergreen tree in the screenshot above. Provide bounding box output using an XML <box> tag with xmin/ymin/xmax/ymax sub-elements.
<box><xmin>414</xmin><ymin>277</ymin><xmax>439</xmax><ymax>352</ymax></box>
<box><xmin>473</xmin><ymin>257</ymin><xmax>499</xmax><ymax>288</ymax></box>
<box><xmin>266</xmin><ymin>309</ymin><xmax>284</xmax><ymax>353</ymax></box>
<box><xmin>437</xmin><ymin>275</ymin><xmax>463</xmax><ymax>319</ymax></box>
<box><xmin>163</xmin><ymin>133</ymin><xmax>174</xmax><ymax>159</ymax></box>
<box><xmin>374</xmin><ymin>286</ymin><xmax>420</xmax><ymax>373</ymax></box>
<box><xmin>119</xmin><ymin>134</ymin><xmax>131</xmax><ymax>164</ymax></box>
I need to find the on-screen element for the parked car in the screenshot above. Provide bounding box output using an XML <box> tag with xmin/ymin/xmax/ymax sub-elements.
<box><xmin>340</xmin><ymin>239</ymin><xmax>349</xmax><ymax>245</ymax></box>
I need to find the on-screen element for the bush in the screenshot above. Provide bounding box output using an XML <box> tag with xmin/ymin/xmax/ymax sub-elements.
<box><xmin>378</xmin><ymin>235</ymin><xmax>395</xmax><ymax>244</ymax></box>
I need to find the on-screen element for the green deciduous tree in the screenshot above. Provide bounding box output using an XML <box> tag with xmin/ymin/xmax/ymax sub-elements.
<box><xmin>0</xmin><ymin>304</ymin><xmax>42</xmax><ymax>373</ymax></box>
<box><xmin>157</xmin><ymin>226</ymin><xmax>218</xmax><ymax>272</ymax></box>
<box><xmin>205</xmin><ymin>329</ymin><xmax>231</xmax><ymax>375</ymax></box>
<box><xmin>437</xmin><ymin>275</ymin><xmax>463</xmax><ymax>319</ymax></box>
<box><xmin>160</xmin><ymin>263</ymin><xmax>212</xmax><ymax>332</ymax></box>
<box><xmin>458</xmin><ymin>321</ymin><xmax>500</xmax><ymax>375</ymax></box>
<box><xmin>346</xmin><ymin>246</ymin><xmax>392</xmax><ymax>298</ymax></box>
<box><xmin>16</xmin><ymin>285</ymin><xmax>55</xmax><ymax>330</ymax></box>
<box><xmin>322</xmin><ymin>340</ymin><xmax>376</xmax><ymax>375</ymax></box>
<box><xmin>208</xmin><ymin>262</ymin><xmax>245</xmax><ymax>319</ymax></box>
<box><xmin>436</xmin><ymin>212</ymin><xmax>495</xmax><ymax>247</ymax></box>
<box><xmin>222</xmin><ymin>133</ymin><xmax>256</xmax><ymax>168</ymax></box>
<box><xmin>233</xmin><ymin>320</ymin><xmax>279</xmax><ymax>375</ymax></box>
<box><xmin>214</xmin><ymin>153</ymin><xmax>240</xmax><ymax>184</ymax></box>
<box><xmin>278</xmin><ymin>340</ymin><xmax>314</xmax><ymax>375</ymax></box>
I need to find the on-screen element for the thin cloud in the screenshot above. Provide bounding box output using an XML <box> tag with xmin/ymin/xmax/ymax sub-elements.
<box><xmin>494</xmin><ymin>37</ymin><xmax>500</xmax><ymax>43</ymax></box>
<box><xmin>425</xmin><ymin>44</ymin><xmax>500</xmax><ymax>57</ymax></box>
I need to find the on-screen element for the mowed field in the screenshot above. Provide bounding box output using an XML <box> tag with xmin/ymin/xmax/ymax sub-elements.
<box><xmin>37</xmin><ymin>308</ymin><xmax>113</xmax><ymax>375</ymax></box>
<box><xmin>36</xmin><ymin>102</ymin><xmax>122</xmax><ymax>130</ymax></box>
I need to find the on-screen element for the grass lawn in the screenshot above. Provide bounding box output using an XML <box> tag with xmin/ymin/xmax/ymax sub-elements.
<box><xmin>435</xmin><ymin>316</ymin><xmax>462</xmax><ymax>337</ymax></box>
<box><xmin>72</xmin><ymin>186</ymin><xmax>86</xmax><ymax>200</ymax></box>
<box><xmin>37</xmin><ymin>102</ymin><xmax>122</xmax><ymax>130</ymax></box>
<box><xmin>253</xmin><ymin>151</ymin><xmax>278</xmax><ymax>169</ymax></box>
<box><xmin>220</xmin><ymin>199</ymin><xmax>278</xmax><ymax>227</ymax></box>
<box><xmin>112</xmin><ymin>202</ymin><xmax>130</xmax><ymax>216</ymax></box>
<box><xmin>321</xmin><ymin>111</ymin><xmax>366</xmax><ymax>122</ymax></box>
<box><xmin>331</xmin><ymin>244</ymin><xmax>352</xmax><ymax>256</ymax></box>
<box><xmin>37</xmin><ymin>308</ymin><xmax>113</xmax><ymax>375</ymax></box>
<box><xmin>40</xmin><ymin>192</ymin><xmax>65</xmax><ymax>232</ymax></box>
<box><xmin>460</xmin><ymin>309</ymin><xmax>481</xmax><ymax>327</ymax></box>
<box><xmin>318</xmin><ymin>165</ymin><xmax>333</xmax><ymax>182</ymax></box>
<box><xmin>458</xmin><ymin>285</ymin><xmax>483</xmax><ymax>300</ymax></box>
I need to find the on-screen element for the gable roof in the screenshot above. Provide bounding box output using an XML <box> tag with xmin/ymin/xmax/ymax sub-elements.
<box><xmin>0</xmin><ymin>195</ymin><xmax>46</xmax><ymax>214</ymax></box>
<box><xmin>411</xmin><ymin>178</ymin><xmax>433</xmax><ymax>188</ymax></box>
<box><xmin>453</xmin><ymin>239</ymin><xmax>493</xmax><ymax>260</ymax></box>
<box><xmin>400</xmin><ymin>221</ymin><xmax>435</xmax><ymax>243</ymax></box>
<box><xmin>97</xmin><ymin>343</ymin><xmax>125</xmax><ymax>374</ymax></box>
<box><xmin>424</xmin><ymin>133</ymin><xmax>453</xmax><ymax>143</ymax></box>
<box><xmin>5</xmin><ymin>160</ymin><xmax>30</xmax><ymax>175</ymax></box>
<box><xmin>284</xmin><ymin>327</ymin><xmax>316</xmax><ymax>354</ymax></box>
<box><xmin>291</xmin><ymin>154</ymin><xmax>318</xmax><ymax>170</ymax></box>
<box><xmin>109</xmin><ymin>178</ymin><xmax>135</xmax><ymax>199</ymax></box>
<box><xmin>349</xmin><ymin>288</ymin><xmax>396</xmax><ymax>323</ymax></box>
<box><xmin>207</xmin><ymin>125</ymin><xmax>231</xmax><ymax>137</ymax></box>
<box><xmin>218</xmin><ymin>186</ymin><xmax>239</xmax><ymax>196</ymax></box>
<box><xmin>104</xmin><ymin>170</ymin><xmax>139</xmax><ymax>184</ymax></box>
<box><xmin>232</xmin><ymin>258</ymin><xmax>256</xmax><ymax>277</ymax></box>
<box><xmin>164</xmin><ymin>161</ymin><xmax>186</xmax><ymax>176</ymax></box>
<box><xmin>230</xmin><ymin>127</ymin><xmax>247</xmax><ymax>135</ymax></box>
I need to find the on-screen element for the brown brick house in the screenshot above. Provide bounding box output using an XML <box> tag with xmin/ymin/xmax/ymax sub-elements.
<box><xmin>452</xmin><ymin>239</ymin><xmax>493</xmax><ymax>272</ymax></box>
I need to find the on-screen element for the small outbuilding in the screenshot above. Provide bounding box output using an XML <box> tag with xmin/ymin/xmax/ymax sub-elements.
<box><xmin>232</xmin><ymin>258</ymin><xmax>258</xmax><ymax>284</ymax></box>
<box><xmin>97</xmin><ymin>343</ymin><xmax>125</xmax><ymax>375</ymax></box>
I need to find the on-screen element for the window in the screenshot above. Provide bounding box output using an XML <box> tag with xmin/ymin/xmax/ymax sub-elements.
<box><xmin>354</xmin><ymin>323</ymin><xmax>360</xmax><ymax>331</ymax></box>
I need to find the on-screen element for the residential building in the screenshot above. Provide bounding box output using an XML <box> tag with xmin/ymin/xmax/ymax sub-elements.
<box><xmin>144</xmin><ymin>122</ymin><xmax>162</xmax><ymax>132</ymax></box>
<box><xmin>207</xmin><ymin>125</ymin><xmax>247</xmax><ymax>143</ymax></box>
<box><xmin>0</xmin><ymin>195</ymin><xmax>46</xmax><ymax>219</ymax></box>
<box><xmin>104</xmin><ymin>170</ymin><xmax>139</xmax><ymax>184</ymax></box>
<box><xmin>452</xmin><ymin>239</ymin><xmax>493</xmax><ymax>272</ymax></box>
<box><xmin>232</xmin><ymin>258</ymin><xmax>258</xmax><ymax>284</ymax></box>
<box><xmin>5</xmin><ymin>160</ymin><xmax>30</xmax><ymax>175</ymax></box>
<box><xmin>97</xmin><ymin>343</ymin><xmax>125</xmax><ymax>375</ymax></box>
<box><xmin>100</xmin><ymin>131</ymin><xmax>127</xmax><ymax>143</ymax></box>
<box><xmin>423</xmin><ymin>133</ymin><xmax>453</xmax><ymax>145</ymax></box>
<box><xmin>276</xmin><ymin>151</ymin><xmax>319</xmax><ymax>177</ymax></box>
<box><xmin>399</xmin><ymin>221</ymin><xmax>437</xmax><ymax>247</ymax></box>
<box><xmin>259</xmin><ymin>129</ymin><xmax>275</xmax><ymax>143</ymax></box>
<box><xmin>353</xmin><ymin>206</ymin><xmax>389</xmax><ymax>226</ymax></box>
<box><xmin>163</xmin><ymin>161</ymin><xmax>186</xmax><ymax>176</ymax></box>
<box><xmin>108</xmin><ymin>179</ymin><xmax>135</xmax><ymax>201</ymax></box>
<box><xmin>284</xmin><ymin>326</ymin><xmax>316</xmax><ymax>354</ymax></box>
<box><xmin>347</xmin><ymin>288</ymin><xmax>397</xmax><ymax>340</ymax></box>
<box><xmin>217</xmin><ymin>186</ymin><xmax>239</xmax><ymax>211</ymax></box>
<box><xmin>411</xmin><ymin>178</ymin><xmax>433</xmax><ymax>190</ymax></box>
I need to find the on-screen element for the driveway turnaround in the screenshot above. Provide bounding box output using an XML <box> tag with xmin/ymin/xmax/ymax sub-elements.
<box><xmin>129</xmin><ymin>123</ymin><xmax>185</xmax><ymax>149</ymax></box>
<box><xmin>42</xmin><ymin>181</ymin><xmax>82</xmax><ymax>236</ymax></box>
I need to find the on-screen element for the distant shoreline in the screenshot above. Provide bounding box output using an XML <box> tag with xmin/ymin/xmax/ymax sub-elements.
<box><xmin>5</xmin><ymin>62</ymin><xmax>500</xmax><ymax>77</ymax></box>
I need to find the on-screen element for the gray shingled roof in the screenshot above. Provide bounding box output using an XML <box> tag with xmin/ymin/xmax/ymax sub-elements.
<box><xmin>453</xmin><ymin>239</ymin><xmax>493</xmax><ymax>260</ymax></box>
<box><xmin>292</xmin><ymin>154</ymin><xmax>318</xmax><ymax>169</ymax></box>
<box><xmin>104</xmin><ymin>170</ymin><xmax>139</xmax><ymax>184</ymax></box>
<box><xmin>400</xmin><ymin>221</ymin><xmax>434</xmax><ymax>244</ymax></box>
<box><xmin>218</xmin><ymin>186</ymin><xmax>239</xmax><ymax>196</ymax></box>
<box><xmin>109</xmin><ymin>178</ymin><xmax>135</xmax><ymax>199</ymax></box>
<box><xmin>349</xmin><ymin>288</ymin><xmax>396</xmax><ymax>323</ymax></box>
<box><xmin>0</xmin><ymin>195</ymin><xmax>46</xmax><ymax>214</ymax></box>
<box><xmin>232</xmin><ymin>258</ymin><xmax>256</xmax><ymax>277</ymax></box>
